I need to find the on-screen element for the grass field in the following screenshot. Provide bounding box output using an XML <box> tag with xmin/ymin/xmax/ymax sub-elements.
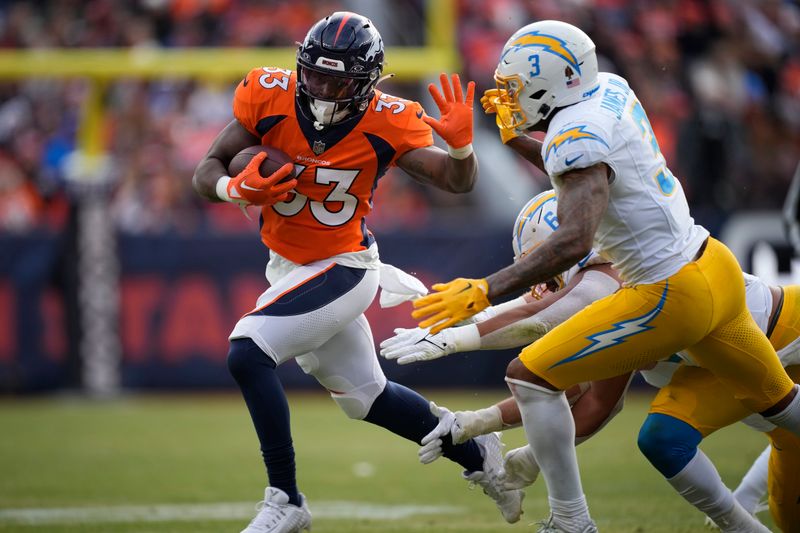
<box><xmin>0</xmin><ymin>389</ymin><xmax>774</xmax><ymax>532</ymax></box>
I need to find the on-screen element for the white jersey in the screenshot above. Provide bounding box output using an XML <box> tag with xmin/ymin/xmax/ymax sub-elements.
<box><xmin>542</xmin><ymin>73</ymin><xmax>709</xmax><ymax>285</ymax></box>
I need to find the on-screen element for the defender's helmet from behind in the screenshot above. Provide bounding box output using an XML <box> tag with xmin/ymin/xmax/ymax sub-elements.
<box><xmin>494</xmin><ymin>20</ymin><xmax>598</xmax><ymax>130</ymax></box>
<box><xmin>512</xmin><ymin>189</ymin><xmax>585</xmax><ymax>295</ymax></box>
<box><xmin>513</xmin><ymin>189</ymin><xmax>559</xmax><ymax>262</ymax></box>
<box><xmin>296</xmin><ymin>12</ymin><xmax>384</xmax><ymax>128</ymax></box>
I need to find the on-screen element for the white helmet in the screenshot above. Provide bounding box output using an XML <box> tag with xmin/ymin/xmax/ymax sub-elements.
<box><xmin>511</xmin><ymin>189</ymin><xmax>571</xmax><ymax>299</ymax></box>
<box><xmin>493</xmin><ymin>20</ymin><xmax>598</xmax><ymax>130</ymax></box>
<box><xmin>513</xmin><ymin>189</ymin><xmax>559</xmax><ymax>262</ymax></box>
<box><xmin>513</xmin><ymin>189</ymin><xmax>593</xmax><ymax>295</ymax></box>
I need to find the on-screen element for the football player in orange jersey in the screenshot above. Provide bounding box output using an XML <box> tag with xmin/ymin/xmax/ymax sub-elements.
<box><xmin>192</xmin><ymin>12</ymin><xmax>522</xmax><ymax>533</ymax></box>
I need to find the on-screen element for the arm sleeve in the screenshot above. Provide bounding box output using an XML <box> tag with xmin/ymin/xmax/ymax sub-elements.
<box><xmin>478</xmin><ymin>270</ymin><xmax>619</xmax><ymax>350</ymax></box>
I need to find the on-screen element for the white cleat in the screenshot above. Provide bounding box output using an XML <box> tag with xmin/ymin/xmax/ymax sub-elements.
<box><xmin>464</xmin><ymin>432</ymin><xmax>525</xmax><ymax>523</ymax></box>
<box><xmin>535</xmin><ymin>514</ymin><xmax>598</xmax><ymax>533</ymax></box>
<box><xmin>240</xmin><ymin>487</ymin><xmax>312</xmax><ymax>533</ymax></box>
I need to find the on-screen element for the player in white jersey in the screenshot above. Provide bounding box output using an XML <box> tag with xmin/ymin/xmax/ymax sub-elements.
<box><xmin>409</xmin><ymin>20</ymin><xmax>800</xmax><ymax>532</ymax></box>
<box><xmin>384</xmin><ymin>191</ymin><xmax>800</xmax><ymax>531</ymax></box>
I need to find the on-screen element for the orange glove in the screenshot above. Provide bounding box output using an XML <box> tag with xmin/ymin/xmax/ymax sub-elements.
<box><xmin>423</xmin><ymin>73</ymin><xmax>475</xmax><ymax>151</ymax></box>
<box><xmin>411</xmin><ymin>278</ymin><xmax>490</xmax><ymax>334</ymax></box>
<box><xmin>480</xmin><ymin>88</ymin><xmax>519</xmax><ymax>144</ymax></box>
<box><xmin>226</xmin><ymin>152</ymin><xmax>297</xmax><ymax>206</ymax></box>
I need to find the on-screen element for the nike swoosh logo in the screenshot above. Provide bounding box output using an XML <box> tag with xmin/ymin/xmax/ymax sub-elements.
<box><xmin>456</xmin><ymin>282</ymin><xmax>473</xmax><ymax>295</ymax></box>
<box><xmin>416</xmin><ymin>110</ymin><xmax>424</xmax><ymax>119</ymax></box>
<box><xmin>565</xmin><ymin>154</ymin><xmax>583</xmax><ymax>166</ymax></box>
<box><xmin>239</xmin><ymin>183</ymin><xmax>262</xmax><ymax>191</ymax></box>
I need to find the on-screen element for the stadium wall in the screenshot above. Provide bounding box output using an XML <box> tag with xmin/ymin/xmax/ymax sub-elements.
<box><xmin>0</xmin><ymin>228</ymin><xmax>519</xmax><ymax>393</ymax></box>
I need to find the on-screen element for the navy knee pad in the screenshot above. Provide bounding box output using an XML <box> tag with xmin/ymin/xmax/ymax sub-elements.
<box><xmin>227</xmin><ymin>337</ymin><xmax>275</xmax><ymax>381</ymax></box>
<box><xmin>637</xmin><ymin>413</ymin><xmax>702</xmax><ymax>478</ymax></box>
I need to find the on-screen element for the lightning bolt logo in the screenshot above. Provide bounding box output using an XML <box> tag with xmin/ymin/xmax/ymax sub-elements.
<box><xmin>549</xmin><ymin>281</ymin><xmax>669</xmax><ymax>369</ymax></box>
<box><xmin>501</xmin><ymin>31</ymin><xmax>581</xmax><ymax>75</ymax></box>
<box><xmin>544</xmin><ymin>125</ymin><xmax>609</xmax><ymax>162</ymax></box>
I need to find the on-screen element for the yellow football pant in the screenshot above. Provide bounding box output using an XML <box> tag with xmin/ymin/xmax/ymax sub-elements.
<box><xmin>520</xmin><ymin>238</ymin><xmax>794</xmax><ymax>412</ymax></box>
<box><xmin>649</xmin><ymin>288</ymin><xmax>800</xmax><ymax>532</ymax></box>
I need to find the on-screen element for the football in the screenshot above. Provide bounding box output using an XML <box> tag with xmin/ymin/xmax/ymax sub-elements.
<box><xmin>227</xmin><ymin>145</ymin><xmax>295</xmax><ymax>181</ymax></box>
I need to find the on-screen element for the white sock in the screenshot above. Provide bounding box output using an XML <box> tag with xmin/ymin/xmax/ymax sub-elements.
<box><xmin>765</xmin><ymin>384</ymin><xmax>800</xmax><ymax>434</ymax></box>
<box><xmin>668</xmin><ymin>451</ymin><xmax>769</xmax><ymax>532</ymax></box>
<box><xmin>507</xmin><ymin>378</ymin><xmax>592</xmax><ymax>530</ymax></box>
<box><xmin>732</xmin><ymin>445</ymin><xmax>770</xmax><ymax>514</ymax></box>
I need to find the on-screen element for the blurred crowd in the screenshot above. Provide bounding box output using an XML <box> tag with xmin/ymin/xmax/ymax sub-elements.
<box><xmin>0</xmin><ymin>0</ymin><xmax>798</xmax><ymax>236</ymax></box>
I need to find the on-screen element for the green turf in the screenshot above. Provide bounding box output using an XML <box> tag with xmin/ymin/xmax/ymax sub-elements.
<box><xmin>0</xmin><ymin>389</ymin><xmax>773</xmax><ymax>532</ymax></box>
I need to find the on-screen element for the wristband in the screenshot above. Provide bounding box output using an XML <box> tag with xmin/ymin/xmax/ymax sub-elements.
<box><xmin>215</xmin><ymin>176</ymin><xmax>232</xmax><ymax>202</ymax></box>
<box><xmin>452</xmin><ymin>324</ymin><xmax>481</xmax><ymax>352</ymax></box>
<box><xmin>447</xmin><ymin>143</ymin><xmax>474</xmax><ymax>160</ymax></box>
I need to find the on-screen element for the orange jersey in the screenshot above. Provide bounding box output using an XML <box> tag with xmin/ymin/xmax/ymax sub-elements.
<box><xmin>233</xmin><ymin>67</ymin><xmax>433</xmax><ymax>265</ymax></box>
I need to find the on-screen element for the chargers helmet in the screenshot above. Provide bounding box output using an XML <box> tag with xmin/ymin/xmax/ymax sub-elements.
<box><xmin>513</xmin><ymin>189</ymin><xmax>600</xmax><ymax>296</ymax></box>
<box><xmin>493</xmin><ymin>20</ymin><xmax>598</xmax><ymax>130</ymax></box>
<box><xmin>296</xmin><ymin>12</ymin><xmax>384</xmax><ymax>128</ymax></box>
<box><xmin>513</xmin><ymin>189</ymin><xmax>559</xmax><ymax>262</ymax></box>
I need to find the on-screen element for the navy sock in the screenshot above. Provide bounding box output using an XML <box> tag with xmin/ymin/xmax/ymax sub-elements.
<box><xmin>364</xmin><ymin>381</ymin><xmax>484</xmax><ymax>472</ymax></box>
<box><xmin>227</xmin><ymin>338</ymin><xmax>300</xmax><ymax>506</ymax></box>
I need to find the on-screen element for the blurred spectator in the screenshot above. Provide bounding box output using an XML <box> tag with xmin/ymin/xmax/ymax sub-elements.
<box><xmin>0</xmin><ymin>0</ymin><xmax>798</xmax><ymax>237</ymax></box>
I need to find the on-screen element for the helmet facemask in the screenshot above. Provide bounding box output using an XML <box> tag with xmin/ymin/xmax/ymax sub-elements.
<box><xmin>492</xmin><ymin>71</ymin><xmax>554</xmax><ymax>131</ymax></box>
<box><xmin>297</xmin><ymin>60</ymin><xmax>380</xmax><ymax>128</ymax></box>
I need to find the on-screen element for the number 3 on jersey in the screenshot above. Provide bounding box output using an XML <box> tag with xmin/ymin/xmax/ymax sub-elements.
<box><xmin>630</xmin><ymin>99</ymin><xmax>676</xmax><ymax>196</ymax></box>
<box><xmin>273</xmin><ymin>167</ymin><xmax>360</xmax><ymax>226</ymax></box>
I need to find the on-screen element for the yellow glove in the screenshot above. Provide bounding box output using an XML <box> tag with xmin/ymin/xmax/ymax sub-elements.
<box><xmin>412</xmin><ymin>278</ymin><xmax>490</xmax><ymax>334</ymax></box>
<box><xmin>480</xmin><ymin>89</ymin><xmax>519</xmax><ymax>144</ymax></box>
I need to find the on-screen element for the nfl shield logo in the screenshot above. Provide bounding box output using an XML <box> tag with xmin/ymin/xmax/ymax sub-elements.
<box><xmin>313</xmin><ymin>140</ymin><xmax>326</xmax><ymax>155</ymax></box>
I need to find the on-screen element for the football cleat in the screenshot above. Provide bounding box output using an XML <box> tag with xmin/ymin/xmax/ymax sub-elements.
<box><xmin>240</xmin><ymin>487</ymin><xmax>312</xmax><ymax>533</ymax></box>
<box><xmin>535</xmin><ymin>514</ymin><xmax>598</xmax><ymax>533</ymax></box>
<box><xmin>464</xmin><ymin>432</ymin><xmax>525</xmax><ymax>523</ymax></box>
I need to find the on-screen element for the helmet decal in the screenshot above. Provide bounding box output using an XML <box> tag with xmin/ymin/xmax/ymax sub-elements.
<box><xmin>501</xmin><ymin>31</ymin><xmax>581</xmax><ymax>75</ymax></box>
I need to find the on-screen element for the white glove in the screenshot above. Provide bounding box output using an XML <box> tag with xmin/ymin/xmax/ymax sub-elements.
<box><xmin>380</xmin><ymin>327</ymin><xmax>458</xmax><ymax>365</ymax></box>
<box><xmin>418</xmin><ymin>401</ymin><xmax>461</xmax><ymax>464</ymax></box>
<box><xmin>501</xmin><ymin>445</ymin><xmax>540</xmax><ymax>490</ymax></box>
<box><xmin>417</xmin><ymin>404</ymin><xmax>505</xmax><ymax>463</ymax></box>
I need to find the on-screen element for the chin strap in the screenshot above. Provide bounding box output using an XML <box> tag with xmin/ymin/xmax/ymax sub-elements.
<box><xmin>376</xmin><ymin>72</ymin><xmax>395</xmax><ymax>87</ymax></box>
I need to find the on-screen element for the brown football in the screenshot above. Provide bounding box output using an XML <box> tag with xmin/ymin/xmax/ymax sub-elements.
<box><xmin>227</xmin><ymin>145</ymin><xmax>295</xmax><ymax>181</ymax></box>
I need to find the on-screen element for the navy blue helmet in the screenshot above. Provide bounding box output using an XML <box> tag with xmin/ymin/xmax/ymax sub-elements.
<box><xmin>296</xmin><ymin>12</ymin><xmax>384</xmax><ymax>127</ymax></box>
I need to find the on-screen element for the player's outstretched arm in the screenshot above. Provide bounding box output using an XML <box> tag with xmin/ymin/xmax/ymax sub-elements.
<box><xmin>396</xmin><ymin>73</ymin><xmax>477</xmax><ymax>193</ymax></box>
<box><xmin>485</xmin><ymin>164</ymin><xmax>610</xmax><ymax>299</ymax></box>
<box><xmin>412</xmin><ymin>165</ymin><xmax>610</xmax><ymax>333</ymax></box>
<box><xmin>418</xmin><ymin>373</ymin><xmax>632</xmax><ymax>466</ymax></box>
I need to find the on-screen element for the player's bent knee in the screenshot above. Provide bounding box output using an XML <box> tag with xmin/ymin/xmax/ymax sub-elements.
<box><xmin>506</xmin><ymin>357</ymin><xmax>558</xmax><ymax>390</ymax></box>
<box><xmin>330</xmin><ymin>381</ymin><xmax>386</xmax><ymax>420</ymax></box>
<box><xmin>227</xmin><ymin>337</ymin><xmax>276</xmax><ymax>380</ymax></box>
<box><xmin>637</xmin><ymin>413</ymin><xmax>702</xmax><ymax>478</ymax></box>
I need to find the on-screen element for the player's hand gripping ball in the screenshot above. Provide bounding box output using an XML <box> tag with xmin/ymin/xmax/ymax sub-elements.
<box><xmin>226</xmin><ymin>145</ymin><xmax>297</xmax><ymax>207</ymax></box>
